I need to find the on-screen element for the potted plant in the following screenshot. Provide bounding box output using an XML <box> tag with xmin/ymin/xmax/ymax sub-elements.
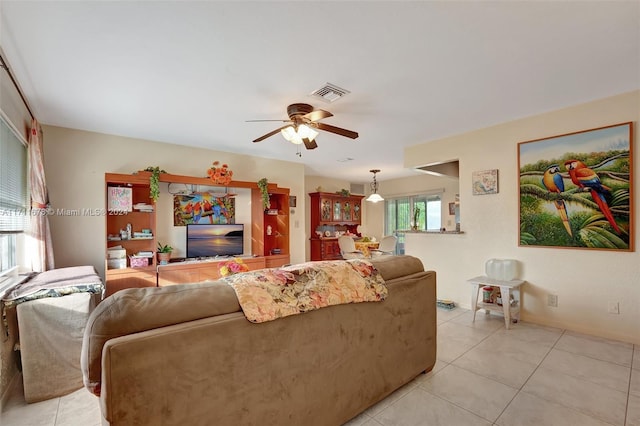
<box><xmin>412</xmin><ymin>206</ymin><xmax>421</xmax><ymax>231</ymax></box>
<box><xmin>257</xmin><ymin>178</ymin><xmax>270</xmax><ymax>210</ymax></box>
<box><xmin>157</xmin><ymin>242</ymin><xmax>173</xmax><ymax>265</ymax></box>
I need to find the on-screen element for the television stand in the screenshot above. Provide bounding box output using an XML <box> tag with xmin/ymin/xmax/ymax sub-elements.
<box><xmin>157</xmin><ymin>256</ymin><xmax>267</xmax><ymax>286</ymax></box>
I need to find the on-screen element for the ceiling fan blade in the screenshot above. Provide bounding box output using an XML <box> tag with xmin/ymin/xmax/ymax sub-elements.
<box><xmin>314</xmin><ymin>122</ymin><xmax>359</xmax><ymax>139</ymax></box>
<box><xmin>253</xmin><ymin>125</ymin><xmax>290</xmax><ymax>143</ymax></box>
<box><xmin>303</xmin><ymin>109</ymin><xmax>333</xmax><ymax>122</ymax></box>
<box><xmin>303</xmin><ymin>138</ymin><xmax>318</xmax><ymax>150</ymax></box>
<box><xmin>246</xmin><ymin>119</ymin><xmax>291</xmax><ymax>123</ymax></box>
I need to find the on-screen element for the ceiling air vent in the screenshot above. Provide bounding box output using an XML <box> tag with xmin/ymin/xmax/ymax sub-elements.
<box><xmin>310</xmin><ymin>83</ymin><xmax>350</xmax><ymax>103</ymax></box>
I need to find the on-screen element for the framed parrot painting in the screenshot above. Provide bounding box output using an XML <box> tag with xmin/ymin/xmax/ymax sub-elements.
<box><xmin>173</xmin><ymin>192</ymin><xmax>236</xmax><ymax>226</ymax></box>
<box><xmin>518</xmin><ymin>122</ymin><xmax>634</xmax><ymax>251</ymax></box>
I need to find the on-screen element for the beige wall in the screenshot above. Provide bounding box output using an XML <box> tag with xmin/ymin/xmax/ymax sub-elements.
<box><xmin>397</xmin><ymin>90</ymin><xmax>639</xmax><ymax>344</ymax></box>
<box><xmin>41</xmin><ymin>126</ymin><xmax>307</xmax><ymax>278</ymax></box>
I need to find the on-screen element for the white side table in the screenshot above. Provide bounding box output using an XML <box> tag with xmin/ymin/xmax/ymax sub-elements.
<box><xmin>468</xmin><ymin>276</ymin><xmax>525</xmax><ymax>329</ymax></box>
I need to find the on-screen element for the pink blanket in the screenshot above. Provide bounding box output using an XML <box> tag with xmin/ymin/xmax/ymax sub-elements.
<box><xmin>223</xmin><ymin>259</ymin><xmax>387</xmax><ymax>323</ymax></box>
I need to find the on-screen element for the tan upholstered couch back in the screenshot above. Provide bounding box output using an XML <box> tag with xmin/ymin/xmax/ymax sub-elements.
<box><xmin>81</xmin><ymin>256</ymin><xmax>437</xmax><ymax>426</ymax></box>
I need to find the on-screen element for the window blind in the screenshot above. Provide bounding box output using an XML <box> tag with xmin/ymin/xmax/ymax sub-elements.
<box><xmin>0</xmin><ymin>116</ymin><xmax>28</xmax><ymax>232</ymax></box>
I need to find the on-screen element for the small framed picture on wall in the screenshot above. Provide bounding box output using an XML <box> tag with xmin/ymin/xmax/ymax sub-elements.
<box><xmin>472</xmin><ymin>169</ymin><xmax>499</xmax><ymax>195</ymax></box>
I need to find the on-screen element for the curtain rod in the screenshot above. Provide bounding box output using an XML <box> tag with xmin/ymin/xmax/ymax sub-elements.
<box><xmin>0</xmin><ymin>53</ymin><xmax>35</xmax><ymax>120</ymax></box>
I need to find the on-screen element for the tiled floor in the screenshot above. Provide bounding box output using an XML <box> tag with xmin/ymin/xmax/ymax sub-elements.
<box><xmin>1</xmin><ymin>308</ymin><xmax>639</xmax><ymax>425</ymax></box>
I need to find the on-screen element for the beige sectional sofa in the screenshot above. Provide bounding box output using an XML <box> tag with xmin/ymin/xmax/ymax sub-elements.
<box><xmin>81</xmin><ymin>255</ymin><xmax>437</xmax><ymax>426</ymax></box>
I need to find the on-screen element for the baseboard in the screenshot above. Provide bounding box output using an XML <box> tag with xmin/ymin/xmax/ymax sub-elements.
<box><xmin>456</xmin><ymin>303</ymin><xmax>638</xmax><ymax>345</ymax></box>
<box><xmin>523</xmin><ymin>314</ymin><xmax>638</xmax><ymax>345</ymax></box>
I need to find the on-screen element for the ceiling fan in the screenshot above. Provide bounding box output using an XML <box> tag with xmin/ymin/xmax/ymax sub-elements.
<box><xmin>248</xmin><ymin>103</ymin><xmax>359</xmax><ymax>150</ymax></box>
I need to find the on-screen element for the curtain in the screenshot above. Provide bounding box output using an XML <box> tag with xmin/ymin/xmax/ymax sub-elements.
<box><xmin>28</xmin><ymin>119</ymin><xmax>54</xmax><ymax>271</ymax></box>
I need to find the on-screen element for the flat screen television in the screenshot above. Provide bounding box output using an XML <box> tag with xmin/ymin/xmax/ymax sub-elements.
<box><xmin>186</xmin><ymin>224</ymin><xmax>244</xmax><ymax>258</ymax></box>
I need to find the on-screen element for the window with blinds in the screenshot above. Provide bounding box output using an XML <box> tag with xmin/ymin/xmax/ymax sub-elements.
<box><xmin>0</xmin><ymin>116</ymin><xmax>28</xmax><ymax>274</ymax></box>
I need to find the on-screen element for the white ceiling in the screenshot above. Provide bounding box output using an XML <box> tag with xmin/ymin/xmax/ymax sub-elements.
<box><xmin>1</xmin><ymin>1</ymin><xmax>638</xmax><ymax>184</ymax></box>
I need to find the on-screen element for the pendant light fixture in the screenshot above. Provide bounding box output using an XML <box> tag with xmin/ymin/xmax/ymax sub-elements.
<box><xmin>366</xmin><ymin>169</ymin><xmax>384</xmax><ymax>203</ymax></box>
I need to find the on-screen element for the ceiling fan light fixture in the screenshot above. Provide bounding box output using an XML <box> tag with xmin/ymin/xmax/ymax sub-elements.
<box><xmin>298</xmin><ymin>124</ymin><xmax>318</xmax><ymax>141</ymax></box>
<box><xmin>280</xmin><ymin>126</ymin><xmax>298</xmax><ymax>142</ymax></box>
<box><xmin>252</xmin><ymin>103</ymin><xmax>358</xmax><ymax>148</ymax></box>
<box><xmin>281</xmin><ymin>124</ymin><xmax>317</xmax><ymax>145</ymax></box>
<box><xmin>366</xmin><ymin>169</ymin><xmax>384</xmax><ymax>203</ymax></box>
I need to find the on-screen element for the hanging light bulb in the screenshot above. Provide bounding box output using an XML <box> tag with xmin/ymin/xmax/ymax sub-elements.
<box><xmin>366</xmin><ymin>169</ymin><xmax>384</xmax><ymax>202</ymax></box>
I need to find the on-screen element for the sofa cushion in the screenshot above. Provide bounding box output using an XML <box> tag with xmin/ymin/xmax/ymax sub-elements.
<box><xmin>81</xmin><ymin>280</ymin><xmax>240</xmax><ymax>395</ymax></box>
<box><xmin>370</xmin><ymin>255</ymin><xmax>424</xmax><ymax>281</ymax></box>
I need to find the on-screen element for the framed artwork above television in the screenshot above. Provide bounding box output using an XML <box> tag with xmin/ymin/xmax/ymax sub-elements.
<box><xmin>173</xmin><ymin>193</ymin><xmax>235</xmax><ymax>226</ymax></box>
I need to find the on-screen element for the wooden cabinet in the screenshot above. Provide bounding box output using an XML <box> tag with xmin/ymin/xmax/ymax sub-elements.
<box><xmin>251</xmin><ymin>187</ymin><xmax>290</xmax><ymax>266</ymax></box>
<box><xmin>309</xmin><ymin>192</ymin><xmax>364</xmax><ymax>261</ymax></box>
<box><xmin>310</xmin><ymin>192</ymin><xmax>365</xmax><ymax>228</ymax></box>
<box><xmin>157</xmin><ymin>257</ymin><xmax>267</xmax><ymax>286</ymax></box>
<box><xmin>105</xmin><ymin>267</ymin><xmax>157</xmax><ymax>297</ymax></box>
<box><xmin>265</xmin><ymin>254</ymin><xmax>290</xmax><ymax>268</ymax></box>
<box><xmin>311</xmin><ymin>192</ymin><xmax>363</xmax><ymax>226</ymax></box>
<box><xmin>105</xmin><ymin>173</ymin><xmax>157</xmax><ymax>293</ymax></box>
<box><xmin>310</xmin><ymin>239</ymin><xmax>342</xmax><ymax>261</ymax></box>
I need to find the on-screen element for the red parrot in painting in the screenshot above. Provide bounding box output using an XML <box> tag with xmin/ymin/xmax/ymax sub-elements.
<box><xmin>542</xmin><ymin>164</ymin><xmax>572</xmax><ymax>236</ymax></box>
<box><xmin>563</xmin><ymin>159</ymin><xmax>621</xmax><ymax>234</ymax></box>
<box><xmin>202</xmin><ymin>199</ymin><xmax>213</xmax><ymax>224</ymax></box>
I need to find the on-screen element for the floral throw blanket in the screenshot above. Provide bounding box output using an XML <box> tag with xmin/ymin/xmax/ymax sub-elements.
<box><xmin>222</xmin><ymin>259</ymin><xmax>387</xmax><ymax>323</ymax></box>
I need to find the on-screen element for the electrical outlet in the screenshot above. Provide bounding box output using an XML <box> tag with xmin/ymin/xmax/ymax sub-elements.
<box><xmin>547</xmin><ymin>294</ymin><xmax>558</xmax><ymax>307</ymax></box>
<box><xmin>608</xmin><ymin>301</ymin><xmax>620</xmax><ymax>314</ymax></box>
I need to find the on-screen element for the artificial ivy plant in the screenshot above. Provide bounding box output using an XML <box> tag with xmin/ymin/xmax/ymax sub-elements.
<box><xmin>257</xmin><ymin>178</ymin><xmax>270</xmax><ymax>210</ymax></box>
<box><xmin>143</xmin><ymin>166</ymin><xmax>166</xmax><ymax>202</ymax></box>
